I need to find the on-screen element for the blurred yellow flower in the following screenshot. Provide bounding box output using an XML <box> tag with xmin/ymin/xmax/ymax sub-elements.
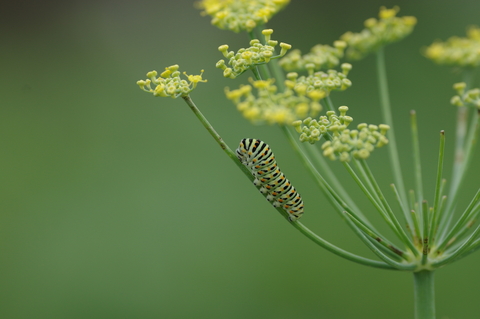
<box><xmin>341</xmin><ymin>6</ymin><xmax>417</xmax><ymax>60</ymax></box>
<box><xmin>197</xmin><ymin>0</ymin><xmax>290</xmax><ymax>32</ymax></box>
<box><xmin>425</xmin><ymin>26</ymin><xmax>480</xmax><ymax>68</ymax></box>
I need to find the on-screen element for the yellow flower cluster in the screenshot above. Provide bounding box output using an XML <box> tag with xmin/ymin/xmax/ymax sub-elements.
<box><xmin>279</xmin><ymin>41</ymin><xmax>347</xmax><ymax>72</ymax></box>
<box><xmin>293</xmin><ymin>107</ymin><xmax>390</xmax><ymax>162</ymax></box>
<box><xmin>136</xmin><ymin>65</ymin><xmax>207</xmax><ymax>98</ymax></box>
<box><xmin>424</xmin><ymin>26</ymin><xmax>480</xmax><ymax>68</ymax></box>
<box><xmin>225</xmin><ymin>78</ymin><xmax>323</xmax><ymax>125</ymax></box>
<box><xmin>451</xmin><ymin>82</ymin><xmax>480</xmax><ymax>109</ymax></box>
<box><xmin>285</xmin><ymin>63</ymin><xmax>353</xmax><ymax>98</ymax></box>
<box><xmin>197</xmin><ymin>0</ymin><xmax>290</xmax><ymax>33</ymax></box>
<box><xmin>341</xmin><ymin>6</ymin><xmax>417</xmax><ymax>60</ymax></box>
<box><xmin>216</xmin><ymin>29</ymin><xmax>291</xmax><ymax>79</ymax></box>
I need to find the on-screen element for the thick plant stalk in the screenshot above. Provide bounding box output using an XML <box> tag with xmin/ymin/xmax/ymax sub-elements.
<box><xmin>413</xmin><ymin>271</ymin><xmax>436</xmax><ymax>319</ymax></box>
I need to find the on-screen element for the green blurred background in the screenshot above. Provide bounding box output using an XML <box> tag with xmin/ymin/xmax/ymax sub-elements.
<box><xmin>2</xmin><ymin>0</ymin><xmax>480</xmax><ymax>318</ymax></box>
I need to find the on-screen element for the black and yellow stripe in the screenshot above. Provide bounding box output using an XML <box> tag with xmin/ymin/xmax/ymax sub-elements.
<box><xmin>236</xmin><ymin>138</ymin><xmax>304</xmax><ymax>221</ymax></box>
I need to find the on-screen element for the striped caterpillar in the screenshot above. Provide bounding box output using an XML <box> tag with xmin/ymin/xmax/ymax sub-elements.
<box><xmin>236</xmin><ymin>138</ymin><xmax>304</xmax><ymax>221</ymax></box>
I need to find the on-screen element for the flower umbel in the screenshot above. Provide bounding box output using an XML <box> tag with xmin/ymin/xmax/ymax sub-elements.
<box><xmin>341</xmin><ymin>6</ymin><xmax>417</xmax><ymax>60</ymax></box>
<box><xmin>451</xmin><ymin>82</ymin><xmax>480</xmax><ymax>109</ymax></box>
<box><xmin>225</xmin><ymin>78</ymin><xmax>323</xmax><ymax>125</ymax></box>
<box><xmin>293</xmin><ymin>106</ymin><xmax>390</xmax><ymax>161</ymax></box>
<box><xmin>284</xmin><ymin>63</ymin><xmax>353</xmax><ymax>97</ymax></box>
<box><xmin>279</xmin><ymin>40</ymin><xmax>347</xmax><ymax>72</ymax></box>
<box><xmin>137</xmin><ymin>65</ymin><xmax>207</xmax><ymax>98</ymax></box>
<box><xmin>196</xmin><ymin>0</ymin><xmax>290</xmax><ymax>33</ymax></box>
<box><xmin>217</xmin><ymin>29</ymin><xmax>292</xmax><ymax>79</ymax></box>
<box><xmin>135</xmin><ymin>3</ymin><xmax>480</xmax><ymax>318</ymax></box>
<box><xmin>424</xmin><ymin>26</ymin><xmax>480</xmax><ymax>68</ymax></box>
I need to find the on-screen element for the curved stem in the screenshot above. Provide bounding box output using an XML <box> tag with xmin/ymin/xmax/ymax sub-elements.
<box><xmin>281</xmin><ymin>126</ymin><xmax>411</xmax><ymax>267</ymax></box>
<box><xmin>183</xmin><ymin>94</ymin><xmax>394</xmax><ymax>269</ymax></box>
<box><xmin>182</xmin><ymin>95</ymin><xmax>253</xmax><ymax>180</ymax></box>
<box><xmin>344</xmin><ymin>212</ymin><xmax>406</xmax><ymax>259</ymax></box>
<box><xmin>433</xmin><ymin>211</ymin><xmax>480</xmax><ymax>267</ymax></box>
<box><xmin>291</xmin><ymin>221</ymin><xmax>396</xmax><ymax>270</ymax></box>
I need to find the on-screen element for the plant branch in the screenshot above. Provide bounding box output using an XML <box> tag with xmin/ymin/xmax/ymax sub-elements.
<box><xmin>183</xmin><ymin>95</ymin><xmax>394</xmax><ymax>269</ymax></box>
<box><xmin>376</xmin><ymin>47</ymin><xmax>408</xmax><ymax>209</ymax></box>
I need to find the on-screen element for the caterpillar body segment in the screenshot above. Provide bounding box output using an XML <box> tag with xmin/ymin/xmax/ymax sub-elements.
<box><xmin>236</xmin><ymin>138</ymin><xmax>304</xmax><ymax>221</ymax></box>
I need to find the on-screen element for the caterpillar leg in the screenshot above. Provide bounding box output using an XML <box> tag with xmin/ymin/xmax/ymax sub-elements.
<box><xmin>272</xmin><ymin>200</ymin><xmax>281</xmax><ymax>207</ymax></box>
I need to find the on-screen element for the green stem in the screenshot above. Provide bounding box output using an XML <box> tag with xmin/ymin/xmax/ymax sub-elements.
<box><xmin>409</xmin><ymin>189</ymin><xmax>417</xmax><ymax>212</ymax></box>
<box><xmin>376</xmin><ymin>47</ymin><xmax>408</xmax><ymax>208</ymax></box>
<box><xmin>342</xmin><ymin>161</ymin><xmax>395</xmax><ymax>231</ymax></box>
<box><xmin>451</xmin><ymin>236</ymin><xmax>480</xmax><ymax>262</ymax></box>
<box><xmin>443</xmin><ymin>204</ymin><xmax>480</xmax><ymax>251</ymax></box>
<box><xmin>410</xmin><ymin>110</ymin><xmax>424</xmax><ymax>218</ymax></box>
<box><xmin>303</xmin><ymin>143</ymin><xmax>373</xmax><ymax>227</ymax></box>
<box><xmin>268</xmin><ymin>52</ymin><xmax>286</xmax><ymax>92</ymax></box>
<box><xmin>281</xmin><ymin>127</ymin><xmax>363</xmax><ymax>222</ymax></box>
<box><xmin>450</xmin><ymin>105</ymin><xmax>468</xmax><ymax>194</ymax></box>
<box><xmin>449</xmin><ymin>69</ymin><xmax>474</xmax><ymax>198</ymax></box>
<box><xmin>433</xmin><ymin>222</ymin><xmax>480</xmax><ymax>267</ymax></box>
<box><xmin>291</xmin><ymin>221</ymin><xmax>396</xmax><ymax>270</ymax></box>
<box><xmin>410</xmin><ymin>209</ymin><xmax>422</xmax><ymax>247</ymax></box>
<box><xmin>390</xmin><ymin>183</ymin><xmax>415</xmax><ymax>239</ymax></box>
<box><xmin>324</xmin><ymin>96</ymin><xmax>336</xmax><ymax>112</ymax></box>
<box><xmin>344</xmin><ymin>211</ymin><xmax>406</xmax><ymax>258</ymax></box>
<box><xmin>248</xmin><ymin>30</ymin><xmax>256</xmax><ymax>41</ymax></box>
<box><xmin>413</xmin><ymin>271</ymin><xmax>436</xmax><ymax>319</ymax></box>
<box><xmin>438</xmin><ymin>111</ymin><xmax>479</xmax><ymax>242</ymax></box>
<box><xmin>282</xmin><ymin>127</ymin><xmax>406</xmax><ymax>266</ymax></box>
<box><xmin>429</xmin><ymin>131</ymin><xmax>445</xmax><ymax>246</ymax></box>
<box><xmin>183</xmin><ymin>95</ymin><xmax>394</xmax><ymax>269</ymax></box>
<box><xmin>319</xmin><ymin>133</ymin><xmax>386</xmax><ymax>230</ymax></box>
<box><xmin>251</xmin><ymin>67</ymin><xmax>262</xmax><ymax>81</ymax></box>
<box><xmin>359</xmin><ymin>160</ymin><xmax>419</xmax><ymax>256</ymax></box>
<box><xmin>352</xmin><ymin>159</ymin><xmax>387</xmax><ymax>213</ymax></box>
<box><xmin>182</xmin><ymin>95</ymin><xmax>252</xmax><ymax>179</ymax></box>
<box><xmin>421</xmin><ymin>200</ymin><xmax>429</xmax><ymax>265</ymax></box>
<box><xmin>435</xmin><ymin>188</ymin><xmax>480</xmax><ymax>253</ymax></box>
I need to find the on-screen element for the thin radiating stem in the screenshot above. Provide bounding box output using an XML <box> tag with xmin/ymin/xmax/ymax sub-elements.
<box><xmin>182</xmin><ymin>95</ymin><xmax>251</xmax><ymax>178</ymax></box>
<box><xmin>304</xmin><ymin>144</ymin><xmax>374</xmax><ymax>228</ymax></box>
<box><xmin>376</xmin><ymin>47</ymin><xmax>408</xmax><ymax>208</ymax></box>
<box><xmin>292</xmin><ymin>221</ymin><xmax>396</xmax><ymax>269</ymax></box>
<box><xmin>360</xmin><ymin>160</ymin><xmax>419</xmax><ymax>257</ymax></box>
<box><xmin>429</xmin><ymin>131</ymin><xmax>445</xmax><ymax>246</ymax></box>
<box><xmin>410</xmin><ymin>110</ymin><xmax>424</xmax><ymax>219</ymax></box>
<box><xmin>433</xmin><ymin>222</ymin><xmax>480</xmax><ymax>268</ymax></box>
<box><xmin>435</xmin><ymin>188</ymin><xmax>480</xmax><ymax>253</ymax></box>
<box><xmin>325</xmin><ymin>96</ymin><xmax>336</xmax><ymax>112</ymax></box>
<box><xmin>421</xmin><ymin>200</ymin><xmax>429</xmax><ymax>265</ymax></box>
<box><xmin>449</xmin><ymin>69</ymin><xmax>475</xmax><ymax>198</ymax></box>
<box><xmin>345</xmin><ymin>212</ymin><xmax>406</xmax><ymax>258</ymax></box>
<box><xmin>391</xmin><ymin>183</ymin><xmax>415</xmax><ymax>239</ymax></box>
<box><xmin>183</xmin><ymin>95</ymin><xmax>393</xmax><ymax>269</ymax></box>
<box><xmin>283</xmin><ymin>126</ymin><xmax>412</xmax><ymax>267</ymax></box>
